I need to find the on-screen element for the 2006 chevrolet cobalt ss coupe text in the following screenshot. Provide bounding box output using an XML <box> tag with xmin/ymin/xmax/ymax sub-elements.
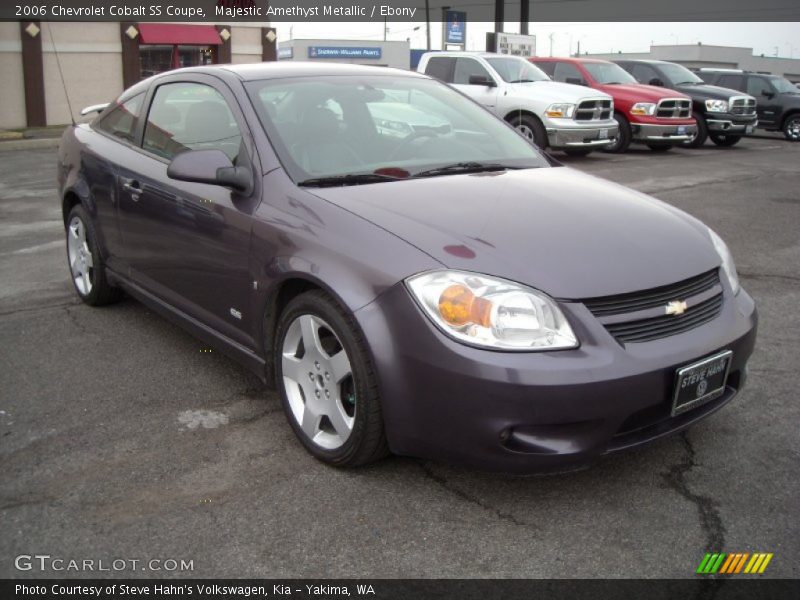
<box><xmin>58</xmin><ymin>63</ymin><xmax>757</xmax><ymax>472</ymax></box>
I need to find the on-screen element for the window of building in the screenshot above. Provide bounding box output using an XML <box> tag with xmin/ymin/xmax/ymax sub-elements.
<box><xmin>94</xmin><ymin>93</ymin><xmax>144</xmax><ymax>143</ymax></box>
<box><xmin>142</xmin><ymin>82</ymin><xmax>242</xmax><ymax>161</ymax></box>
<box><xmin>139</xmin><ymin>45</ymin><xmax>215</xmax><ymax>80</ymax></box>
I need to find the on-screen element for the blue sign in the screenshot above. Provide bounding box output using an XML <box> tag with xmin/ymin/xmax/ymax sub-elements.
<box><xmin>308</xmin><ymin>46</ymin><xmax>382</xmax><ymax>60</ymax></box>
<box><xmin>277</xmin><ymin>47</ymin><xmax>293</xmax><ymax>60</ymax></box>
<box><xmin>445</xmin><ymin>10</ymin><xmax>467</xmax><ymax>45</ymax></box>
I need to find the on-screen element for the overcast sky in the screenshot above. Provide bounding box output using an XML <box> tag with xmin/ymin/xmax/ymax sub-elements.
<box><xmin>277</xmin><ymin>21</ymin><xmax>800</xmax><ymax>59</ymax></box>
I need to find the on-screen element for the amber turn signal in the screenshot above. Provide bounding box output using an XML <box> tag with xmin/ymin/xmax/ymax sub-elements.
<box><xmin>438</xmin><ymin>284</ymin><xmax>492</xmax><ymax>328</ymax></box>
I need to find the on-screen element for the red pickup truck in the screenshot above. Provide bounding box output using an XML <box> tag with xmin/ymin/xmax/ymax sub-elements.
<box><xmin>530</xmin><ymin>57</ymin><xmax>697</xmax><ymax>153</ymax></box>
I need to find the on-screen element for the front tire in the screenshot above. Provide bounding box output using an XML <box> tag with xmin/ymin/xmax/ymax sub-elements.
<box><xmin>782</xmin><ymin>114</ymin><xmax>800</xmax><ymax>142</ymax></box>
<box><xmin>709</xmin><ymin>134</ymin><xmax>742</xmax><ymax>147</ymax></box>
<box><xmin>65</xmin><ymin>204</ymin><xmax>121</xmax><ymax>306</ymax></box>
<box><xmin>601</xmin><ymin>114</ymin><xmax>631</xmax><ymax>153</ymax></box>
<box><xmin>681</xmin><ymin>112</ymin><xmax>708</xmax><ymax>148</ymax></box>
<box><xmin>275</xmin><ymin>290</ymin><xmax>389</xmax><ymax>467</ymax></box>
<box><xmin>509</xmin><ymin>114</ymin><xmax>547</xmax><ymax>149</ymax></box>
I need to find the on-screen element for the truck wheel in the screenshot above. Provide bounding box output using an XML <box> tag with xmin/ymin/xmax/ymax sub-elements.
<box><xmin>601</xmin><ymin>114</ymin><xmax>630</xmax><ymax>153</ymax></box>
<box><xmin>681</xmin><ymin>112</ymin><xmax>708</xmax><ymax>148</ymax></box>
<box><xmin>509</xmin><ymin>114</ymin><xmax>547</xmax><ymax>149</ymax></box>
<box><xmin>646</xmin><ymin>144</ymin><xmax>672</xmax><ymax>152</ymax></box>
<box><xmin>709</xmin><ymin>134</ymin><xmax>742</xmax><ymax>147</ymax></box>
<box><xmin>783</xmin><ymin>114</ymin><xmax>800</xmax><ymax>142</ymax></box>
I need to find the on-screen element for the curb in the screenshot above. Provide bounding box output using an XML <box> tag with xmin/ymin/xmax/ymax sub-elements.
<box><xmin>0</xmin><ymin>138</ymin><xmax>60</xmax><ymax>152</ymax></box>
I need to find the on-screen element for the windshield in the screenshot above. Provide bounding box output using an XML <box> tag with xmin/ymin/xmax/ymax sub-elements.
<box><xmin>485</xmin><ymin>57</ymin><xmax>550</xmax><ymax>83</ymax></box>
<box><xmin>766</xmin><ymin>76</ymin><xmax>798</xmax><ymax>94</ymax></box>
<box><xmin>582</xmin><ymin>62</ymin><xmax>636</xmax><ymax>85</ymax></box>
<box><xmin>246</xmin><ymin>75</ymin><xmax>549</xmax><ymax>184</ymax></box>
<box><xmin>659</xmin><ymin>63</ymin><xmax>703</xmax><ymax>85</ymax></box>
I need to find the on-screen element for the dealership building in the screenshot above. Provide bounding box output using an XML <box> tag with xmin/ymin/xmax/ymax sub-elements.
<box><xmin>0</xmin><ymin>21</ymin><xmax>278</xmax><ymax>129</ymax></box>
<box><xmin>276</xmin><ymin>39</ymin><xmax>411</xmax><ymax>69</ymax></box>
<box><xmin>588</xmin><ymin>44</ymin><xmax>800</xmax><ymax>82</ymax></box>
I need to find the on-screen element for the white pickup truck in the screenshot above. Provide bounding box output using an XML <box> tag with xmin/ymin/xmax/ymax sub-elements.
<box><xmin>418</xmin><ymin>52</ymin><xmax>619</xmax><ymax>156</ymax></box>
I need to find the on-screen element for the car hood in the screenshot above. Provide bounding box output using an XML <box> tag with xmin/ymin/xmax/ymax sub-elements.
<box><xmin>510</xmin><ymin>81</ymin><xmax>611</xmax><ymax>103</ymax></box>
<box><xmin>598</xmin><ymin>83</ymin><xmax>688</xmax><ymax>102</ymax></box>
<box><xmin>308</xmin><ymin>167</ymin><xmax>721</xmax><ymax>299</ymax></box>
<box><xmin>676</xmin><ymin>82</ymin><xmax>747</xmax><ymax>101</ymax></box>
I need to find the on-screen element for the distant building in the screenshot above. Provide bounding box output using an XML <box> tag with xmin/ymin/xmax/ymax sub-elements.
<box><xmin>0</xmin><ymin>21</ymin><xmax>277</xmax><ymax>129</ymax></box>
<box><xmin>277</xmin><ymin>39</ymin><xmax>410</xmax><ymax>70</ymax></box>
<box><xmin>587</xmin><ymin>44</ymin><xmax>800</xmax><ymax>83</ymax></box>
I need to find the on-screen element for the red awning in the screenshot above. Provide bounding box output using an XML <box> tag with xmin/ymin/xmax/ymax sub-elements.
<box><xmin>138</xmin><ymin>24</ymin><xmax>221</xmax><ymax>45</ymax></box>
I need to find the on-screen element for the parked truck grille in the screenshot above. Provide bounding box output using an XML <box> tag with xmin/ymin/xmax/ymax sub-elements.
<box><xmin>656</xmin><ymin>98</ymin><xmax>692</xmax><ymax>118</ymax></box>
<box><xmin>574</xmin><ymin>99</ymin><xmax>612</xmax><ymax>121</ymax></box>
<box><xmin>582</xmin><ymin>270</ymin><xmax>723</xmax><ymax>343</ymax></box>
<box><xmin>730</xmin><ymin>96</ymin><xmax>756</xmax><ymax>115</ymax></box>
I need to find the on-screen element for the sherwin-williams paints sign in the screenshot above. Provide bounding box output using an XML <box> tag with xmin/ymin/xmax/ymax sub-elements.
<box><xmin>308</xmin><ymin>46</ymin><xmax>382</xmax><ymax>59</ymax></box>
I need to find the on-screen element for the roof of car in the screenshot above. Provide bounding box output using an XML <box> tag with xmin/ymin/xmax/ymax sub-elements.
<box><xmin>151</xmin><ymin>62</ymin><xmax>428</xmax><ymax>82</ymax></box>
<box><xmin>532</xmin><ymin>56</ymin><xmax>610</xmax><ymax>64</ymax></box>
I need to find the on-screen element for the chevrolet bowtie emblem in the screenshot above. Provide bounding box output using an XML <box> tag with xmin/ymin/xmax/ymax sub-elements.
<box><xmin>665</xmin><ymin>300</ymin><xmax>688</xmax><ymax>316</ymax></box>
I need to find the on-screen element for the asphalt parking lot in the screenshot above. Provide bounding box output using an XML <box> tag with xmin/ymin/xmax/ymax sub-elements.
<box><xmin>1</xmin><ymin>137</ymin><xmax>798</xmax><ymax>579</ymax></box>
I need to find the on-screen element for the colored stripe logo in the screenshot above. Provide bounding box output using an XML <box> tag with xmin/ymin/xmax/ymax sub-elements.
<box><xmin>697</xmin><ymin>552</ymin><xmax>773</xmax><ymax>574</ymax></box>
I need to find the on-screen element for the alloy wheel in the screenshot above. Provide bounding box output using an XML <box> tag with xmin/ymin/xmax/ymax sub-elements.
<box><xmin>67</xmin><ymin>216</ymin><xmax>94</xmax><ymax>295</ymax></box>
<box><xmin>281</xmin><ymin>314</ymin><xmax>356</xmax><ymax>450</ymax></box>
<box><xmin>785</xmin><ymin>117</ymin><xmax>800</xmax><ymax>141</ymax></box>
<box><xmin>516</xmin><ymin>124</ymin><xmax>535</xmax><ymax>142</ymax></box>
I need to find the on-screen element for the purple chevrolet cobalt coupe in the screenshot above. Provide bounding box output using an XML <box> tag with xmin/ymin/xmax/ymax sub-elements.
<box><xmin>58</xmin><ymin>63</ymin><xmax>756</xmax><ymax>472</ymax></box>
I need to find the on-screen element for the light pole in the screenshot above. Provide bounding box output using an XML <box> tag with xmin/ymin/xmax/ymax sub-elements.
<box><xmin>548</xmin><ymin>32</ymin><xmax>556</xmax><ymax>57</ymax></box>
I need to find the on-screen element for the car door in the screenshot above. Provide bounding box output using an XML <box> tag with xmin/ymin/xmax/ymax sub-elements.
<box><xmin>451</xmin><ymin>58</ymin><xmax>499</xmax><ymax>109</ymax></box>
<box><xmin>746</xmin><ymin>75</ymin><xmax>781</xmax><ymax>127</ymax></box>
<box><xmin>116</xmin><ymin>75</ymin><xmax>261</xmax><ymax>350</ymax></box>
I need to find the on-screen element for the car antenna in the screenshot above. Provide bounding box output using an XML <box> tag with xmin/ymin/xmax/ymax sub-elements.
<box><xmin>45</xmin><ymin>22</ymin><xmax>75</xmax><ymax>126</ymax></box>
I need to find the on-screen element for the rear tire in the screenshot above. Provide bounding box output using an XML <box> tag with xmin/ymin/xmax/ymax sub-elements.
<box><xmin>65</xmin><ymin>204</ymin><xmax>121</xmax><ymax>306</ymax></box>
<box><xmin>601</xmin><ymin>114</ymin><xmax>631</xmax><ymax>153</ymax></box>
<box><xmin>681</xmin><ymin>112</ymin><xmax>708</xmax><ymax>148</ymax></box>
<box><xmin>782</xmin><ymin>114</ymin><xmax>800</xmax><ymax>142</ymax></box>
<box><xmin>709</xmin><ymin>134</ymin><xmax>741</xmax><ymax>147</ymax></box>
<box><xmin>509</xmin><ymin>114</ymin><xmax>547</xmax><ymax>149</ymax></box>
<box><xmin>646</xmin><ymin>144</ymin><xmax>673</xmax><ymax>152</ymax></box>
<box><xmin>274</xmin><ymin>290</ymin><xmax>389</xmax><ymax>468</ymax></box>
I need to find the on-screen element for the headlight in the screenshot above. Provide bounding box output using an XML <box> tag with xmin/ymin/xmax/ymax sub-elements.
<box><xmin>545</xmin><ymin>103</ymin><xmax>576</xmax><ymax>118</ymax></box>
<box><xmin>630</xmin><ymin>102</ymin><xmax>656</xmax><ymax>116</ymax></box>
<box><xmin>406</xmin><ymin>270</ymin><xmax>578</xmax><ymax>351</ymax></box>
<box><xmin>707</xmin><ymin>228</ymin><xmax>740</xmax><ymax>295</ymax></box>
<box><xmin>705</xmin><ymin>99</ymin><xmax>729</xmax><ymax>113</ymax></box>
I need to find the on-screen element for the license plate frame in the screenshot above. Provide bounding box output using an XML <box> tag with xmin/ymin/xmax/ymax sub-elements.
<box><xmin>677</xmin><ymin>125</ymin><xmax>687</xmax><ymax>135</ymax></box>
<box><xmin>598</xmin><ymin>128</ymin><xmax>608</xmax><ymax>139</ymax></box>
<box><xmin>746</xmin><ymin>125</ymin><xmax>754</xmax><ymax>134</ymax></box>
<box><xmin>672</xmin><ymin>350</ymin><xmax>733</xmax><ymax>416</ymax></box>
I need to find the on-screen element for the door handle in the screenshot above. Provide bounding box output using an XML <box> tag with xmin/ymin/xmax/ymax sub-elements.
<box><xmin>121</xmin><ymin>178</ymin><xmax>142</xmax><ymax>201</ymax></box>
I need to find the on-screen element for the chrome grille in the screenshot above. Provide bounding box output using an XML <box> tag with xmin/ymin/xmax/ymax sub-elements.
<box><xmin>574</xmin><ymin>99</ymin><xmax>612</xmax><ymax>121</ymax></box>
<box><xmin>730</xmin><ymin>96</ymin><xmax>756</xmax><ymax>115</ymax></box>
<box><xmin>583</xmin><ymin>270</ymin><xmax>723</xmax><ymax>344</ymax></box>
<box><xmin>656</xmin><ymin>98</ymin><xmax>692</xmax><ymax>118</ymax></box>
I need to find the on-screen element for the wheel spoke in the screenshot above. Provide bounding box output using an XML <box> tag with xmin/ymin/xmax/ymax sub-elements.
<box><xmin>281</xmin><ymin>354</ymin><xmax>305</xmax><ymax>383</ymax></box>
<box><xmin>299</xmin><ymin>314</ymin><xmax>325</xmax><ymax>356</ymax></box>
<box><xmin>70</xmin><ymin>255</ymin><xmax>82</xmax><ymax>277</ymax></box>
<box><xmin>83</xmin><ymin>246</ymin><xmax>94</xmax><ymax>268</ymax></box>
<box><xmin>328</xmin><ymin>349</ymin><xmax>351</xmax><ymax>383</ymax></box>
<box><xmin>327</xmin><ymin>400</ymin><xmax>353</xmax><ymax>439</ymax></box>
<box><xmin>82</xmin><ymin>270</ymin><xmax>92</xmax><ymax>293</ymax></box>
<box><xmin>300</xmin><ymin>405</ymin><xmax>320</xmax><ymax>439</ymax></box>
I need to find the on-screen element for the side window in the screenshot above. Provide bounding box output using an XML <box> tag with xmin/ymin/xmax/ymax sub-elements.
<box><xmin>94</xmin><ymin>93</ymin><xmax>144</xmax><ymax>143</ymax></box>
<box><xmin>553</xmin><ymin>62</ymin><xmax>584</xmax><ymax>84</ymax></box>
<box><xmin>533</xmin><ymin>61</ymin><xmax>555</xmax><ymax>77</ymax></box>
<box><xmin>746</xmin><ymin>76</ymin><xmax>770</xmax><ymax>97</ymax></box>
<box><xmin>424</xmin><ymin>57</ymin><xmax>456</xmax><ymax>83</ymax></box>
<box><xmin>142</xmin><ymin>82</ymin><xmax>242</xmax><ymax>161</ymax></box>
<box><xmin>453</xmin><ymin>58</ymin><xmax>493</xmax><ymax>85</ymax></box>
<box><xmin>630</xmin><ymin>64</ymin><xmax>657</xmax><ymax>84</ymax></box>
<box><xmin>718</xmin><ymin>74</ymin><xmax>744</xmax><ymax>91</ymax></box>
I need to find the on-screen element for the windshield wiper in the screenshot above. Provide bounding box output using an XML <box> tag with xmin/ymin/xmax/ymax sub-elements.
<box><xmin>298</xmin><ymin>173</ymin><xmax>401</xmax><ymax>187</ymax></box>
<box><xmin>412</xmin><ymin>162</ymin><xmax>517</xmax><ymax>179</ymax></box>
<box><xmin>508</xmin><ymin>78</ymin><xmax>539</xmax><ymax>83</ymax></box>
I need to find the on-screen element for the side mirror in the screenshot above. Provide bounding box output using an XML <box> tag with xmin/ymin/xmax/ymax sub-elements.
<box><xmin>565</xmin><ymin>77</ymin><xmax>586</xmax><ymax>86</ymax></box>
<box><xmin>167</xmin><ymin>149</ymin><xmax>253</xmax><ymax>194</ymax></box>
<box><xmin>648</xmin><ymin>78</ymin><xmax>665</xmax><ymax>87</ymax></box>
<box><xmin>468</xmin><ymin>75</ymin><xmax>496</xmax><ymax>87</ymax></box>
<box><xmin>761</xmin><ymin>89</ymin><xmax>774</xmax><ymax>99</ymax></box>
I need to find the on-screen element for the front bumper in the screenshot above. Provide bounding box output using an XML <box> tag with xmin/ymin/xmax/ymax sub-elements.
<box><xmin>355</xmin><ymin>280</ymin><xmax>757</xmax><ymax>473</ymax></box>
<box><xmin>544</xmin><ymin>119</ymin><xmax>619</xmax><ymax>149</ymax></box>
<box><xmin>631</xmin><ymin>122</ymin><xmax>698</xmax><ymax>144</ymax></box>
<box><xmin>706</xmin><ymin>114</ymin><xmax>758</xmax><ymax>133</ymax></box>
